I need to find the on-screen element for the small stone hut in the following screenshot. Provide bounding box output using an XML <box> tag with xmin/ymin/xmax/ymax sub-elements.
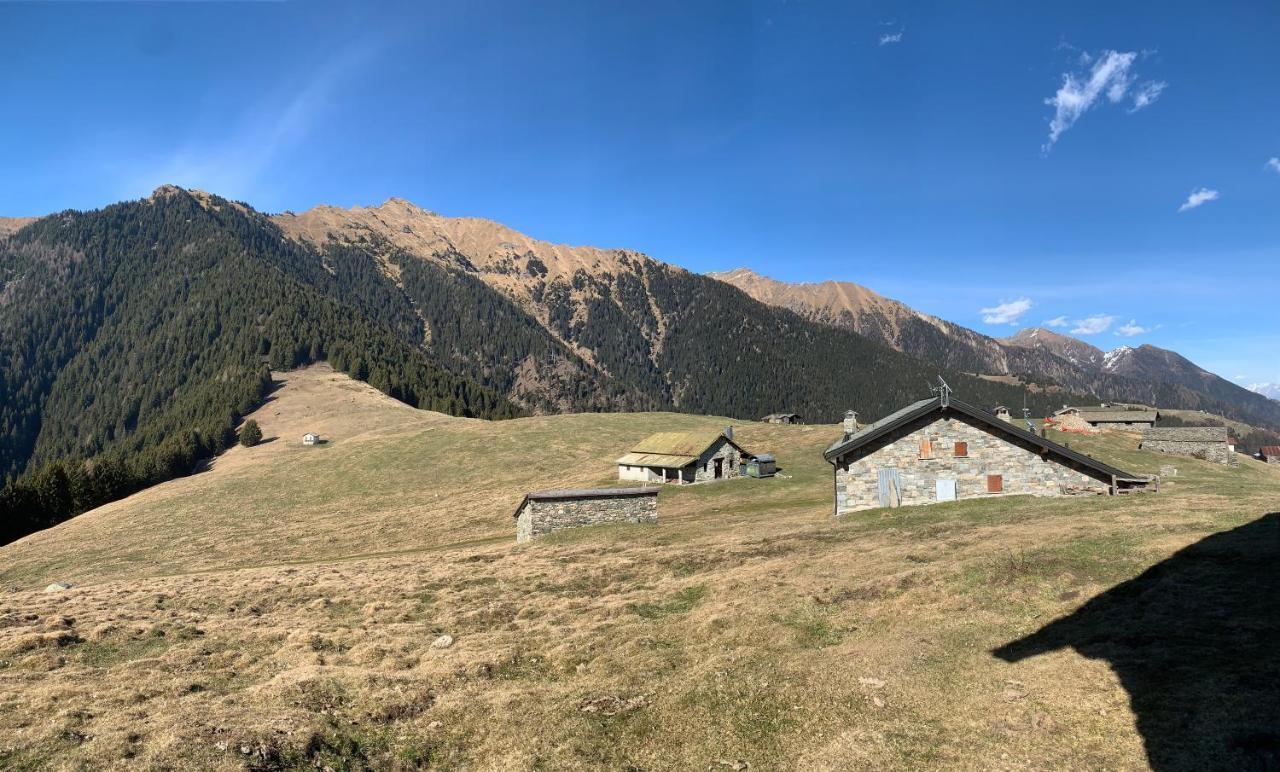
<box><xmin>825</xmin><ymin>390</ymin><xmax>1149</xmax><ymax>514</ymax></box>
<box><xmin>761</xmin><ymin>413</ymin><xmax>802</xmax><ymax>425</ymax></box>
<box><xmin>1140</xmin><ymin>426</ymin><xmax>1236</xmax><ymax>466</ymax></box>
<box><xmin>617</xmin><ymin>428</ymin><xmax>754</xmax><ymax>485</ymax></box>
<box><xmin>1054</xmin><ymin>406</ymin><xmax>1158</xmax><ymax>431</ymax></box>
<box><xmin>302</xmin><ymin>432</ymin><xmax>320</xmax><ymax>445</ymax></box>
<box><xmin>514</xmin><ymin>488</ymin><xmax>659</xmax><ymax>543</ymax></box>
<box><xmin>1260</xmin><ymin>446</ymin><xmax>1280</xmax><ymax>465</ymax></box>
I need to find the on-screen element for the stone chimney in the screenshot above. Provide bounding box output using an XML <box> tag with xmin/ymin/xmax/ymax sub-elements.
<box><xmin>843</xmin><ymin>410</ymin><xmax>858</xmax><ymax>436</ymax></box>
<box><xmin>724</xmin><ymin>425</ymin><xmax>734</xmax><ymax>441</ymax></box>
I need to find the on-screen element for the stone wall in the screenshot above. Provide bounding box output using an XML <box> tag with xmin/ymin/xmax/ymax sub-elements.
<box><xmin>833</xmin><ymin>413</ymin><xmax>1111</xmax><ymax>514</ymax></box>
<box><xmin>691</xmin><ymin>437</ymin><xmax>746</xmax><ymax>483</ymax></box>
<box><xmin>1139</xmin><ymin>439</ymin><xmax>1236</xmax><ymax>466</ymax></box>
<box><xmin>516</xmin><ymin>493</ymin><xmax>658</xmax><ymax>543</ymax></box>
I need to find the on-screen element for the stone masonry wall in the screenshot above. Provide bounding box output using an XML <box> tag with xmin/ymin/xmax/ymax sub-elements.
<box><xmin>1139</xmin><ymin>439</ymin><xmax>1236</xmax><ymax>466</ymax></box>
<box><xmin>691</xmin><ymin>437</ymin><xmax>746</xmax><ymax>483</ymax></box>
<box><xmin>834</xmin><ymin>413</ymin><xmax>1110</xmax><ymax>515</ymax></box>
<box><xmin>516</xmin><ymin>494</ymin><xmax>658</xmax><ymax>543</ymax></box>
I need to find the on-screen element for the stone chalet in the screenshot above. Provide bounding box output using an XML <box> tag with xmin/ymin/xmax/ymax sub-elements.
<box><xmin>617</xmin><ymin>428</ymin><xmax>754</xmax><ymax>485</ymax></box>
<box><xmin>1140</xmin><ymin>426</ymin><xmax>1237</xmax><ymax>466</ymax></box>
<box><xmin>1260</xmin><ymin>446</ymin><xmax>1280</xmax><ymax>464</ymax></box>
<box><xmin>761</xmin><ymin>413</ymin><xmax>803</xmax><ymax>425</ymax></box>
<box><xmin>514</xmin><ymin>487</ymin><xmax>658</xmax><ymax>543</ymax></box>
<box><xmin>1054</xmin><ymin>406</ymin><xmax>1159</xmax><ymax>431</ymax></box>
<box><xmin>824</xmin><ymin>392</ymin><xmax>1150</xmax><ymax>514</ymax></box>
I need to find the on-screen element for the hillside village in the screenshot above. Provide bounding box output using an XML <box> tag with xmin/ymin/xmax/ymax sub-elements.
<box><xmin>1</xmin><ymin>364</ymin><xmax>1274</xmax><ymax>770</ymax></box>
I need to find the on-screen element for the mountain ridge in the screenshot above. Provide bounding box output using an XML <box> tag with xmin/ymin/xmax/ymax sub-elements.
<box><xmin>713</xmin><ymin>268</ymin><xmax>1280</xmax><ymax>430</ymax></box>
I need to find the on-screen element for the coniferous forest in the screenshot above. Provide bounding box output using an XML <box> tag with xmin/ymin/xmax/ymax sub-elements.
<box><xmin>0</xmin><ymin>188</ymin><xmax>1086</xmax><ymax>545</ymax></box>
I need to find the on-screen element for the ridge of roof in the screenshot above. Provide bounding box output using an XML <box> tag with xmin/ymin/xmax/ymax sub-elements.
<box><xmin>823</xmin><ymin>395</ymin><xmax>1143</xmax><ymax>481</ymax></box>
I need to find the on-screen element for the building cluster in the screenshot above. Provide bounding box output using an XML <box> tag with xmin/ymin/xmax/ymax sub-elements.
<box><xmin>510</xmin><ymin>382</ymin><xmax>1280</xmax><ymax>542</ymax></box>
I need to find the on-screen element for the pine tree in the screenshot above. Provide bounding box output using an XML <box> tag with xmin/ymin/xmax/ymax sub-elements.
<box><xmin>239</xmin><ymin>420</ymin><xmax>262</xmax><ymax>448</ymax></box>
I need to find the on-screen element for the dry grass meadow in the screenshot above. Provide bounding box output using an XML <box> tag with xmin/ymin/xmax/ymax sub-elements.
<box><xmin>1</xmin><ymin>365</ymin><xmax>1276</xmax><ymax>770</ymax></box>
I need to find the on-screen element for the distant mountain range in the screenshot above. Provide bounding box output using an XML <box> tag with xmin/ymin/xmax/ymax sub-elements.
<box><xmin>712</xmin><ymin>268</ymin><xmax>1280</xmax><ymax>430</ymax></box>
<box><xmin>4</xmin><ymin>187</ymin><xmax>1082</xmax><ymax>543</ymax></box>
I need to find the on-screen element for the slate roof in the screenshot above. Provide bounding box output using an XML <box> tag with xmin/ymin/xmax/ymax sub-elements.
<box><xmin>514</xmin><ymin>487</ymin><xmax>659</xmax><ymax>518</ymax></box>
<box><xmin>823</xmin><ymin>396</ymin><xmax>1145</xmax><ymax>482</ymax></box>
<box><xmin>1140</xmin><ymin>426</ymin><xmax>1228</xmax><ymax>442</ymax></box>
<box><xmin>616</xmin><ymin>430</ymin><xmax>749</xmax><ymax>469</ymax></box>
<box><xmin>1081</xmin><ymin>411</ymin><xmax>1159</xmax><ymax>424</ymax></box>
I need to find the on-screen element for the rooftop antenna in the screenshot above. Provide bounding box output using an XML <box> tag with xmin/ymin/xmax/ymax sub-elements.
<box><xmin>930</xmin><ymin>375</ymin><xmax>952</xmax><ymax>407</ymax></box>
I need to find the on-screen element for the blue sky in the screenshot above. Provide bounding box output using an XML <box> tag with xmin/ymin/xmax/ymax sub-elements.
<box><xmin>2</xmin><ymin>1</ymin><xmax>1278</xmax><ymax>385</ymax></box>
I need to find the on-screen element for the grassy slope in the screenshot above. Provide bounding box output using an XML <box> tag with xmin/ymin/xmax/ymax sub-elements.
<box><xmin>0</xmin><ymin>366</ymin><xmax>1276</xmax><ymax>770</ymax></box>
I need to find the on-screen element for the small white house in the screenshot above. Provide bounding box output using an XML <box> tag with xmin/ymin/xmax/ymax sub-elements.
<box><xmin>302</xmin><ymin>432</ymin><xmax>320</xmax><ymax>446</ymax></box>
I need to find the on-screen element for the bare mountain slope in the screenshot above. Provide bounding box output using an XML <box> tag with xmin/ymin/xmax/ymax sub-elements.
<box><xmin>715</xmin><ymin>269</ymin><xmax>1280</xmax><ymax>429</ymax></box>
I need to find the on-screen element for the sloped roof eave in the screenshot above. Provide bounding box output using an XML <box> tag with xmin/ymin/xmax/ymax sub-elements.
<box><xmin>824</xmin><ymin>396</ymin><xmax>1142</xmax><ymax>482</ymax></box>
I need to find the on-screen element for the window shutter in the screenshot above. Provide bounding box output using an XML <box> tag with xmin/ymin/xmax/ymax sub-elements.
<box><xmin>919</xmin><ymin>439</ymin><xmax>933</xmax><ymax>458</ymax></box>
<box><xmin>987</xmin><ymin>474</ymin><xmax>1003</xmax><ymax>493</ymax></box>
<box><xmin>954</xmin><ymin>442</ymin><xmax>968</xmax><ymax>457</ymax></box>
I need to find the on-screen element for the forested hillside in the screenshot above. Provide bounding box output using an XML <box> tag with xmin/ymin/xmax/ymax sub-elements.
<box><xmin>1</xmin><ymin>187</ymin><xmax>1082</xmax><ymax>545</ymax></box>
<box><xmin>0</xmin><ymin>188</ymin><xmax>514</xmax><ymax>543</ymax></box>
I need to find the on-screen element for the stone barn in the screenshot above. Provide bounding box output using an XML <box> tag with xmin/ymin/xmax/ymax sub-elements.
<box><xmin>825</xmin><ymin>390</ymin><xmax>1149</xmax><ymax>514</ymax></box>
<box><xmin>761</xmin><ymin>413</ymin><xmax>802</xmax><ymax>425</ymax></box>
<box><xmin>514</xmin><ymin>488</ymin><xmax>659</xmax><ymax>543</ymax></box>
<box><xmin>1140</xmin><ymin>426</ymin><xmax>1237</xmax><ymax>466</ymax></box>
<box><xmin>1260</xmin><ymin>446</ymin><xmax>1280</xmax><ymax>464</ymax></box>
<box><xmin>1054</xmin><ymin>406</ymin><xmax>1159</xmax><ymax>431</ymax></box>
<box><xmin>617</xmin><ymin>428</ymin><xmax>754</xmax><ymax>485</ymax></box>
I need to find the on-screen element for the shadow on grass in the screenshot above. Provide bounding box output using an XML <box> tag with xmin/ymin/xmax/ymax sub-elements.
<box><xmin>993</xmin><ymin>512</ymin><xmax>1279</xmax><ymax>771</ymax></box>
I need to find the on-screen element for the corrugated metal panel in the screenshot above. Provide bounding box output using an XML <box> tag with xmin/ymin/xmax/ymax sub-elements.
<box><xmin>630</xmin><ymin>430</ymin><xmax>726</xmax><ymax>457</ymax></box>
<box><xmin>615</xmin><ymin>452</ymin><xmax>697</xmax><ymax>467</ymax></box>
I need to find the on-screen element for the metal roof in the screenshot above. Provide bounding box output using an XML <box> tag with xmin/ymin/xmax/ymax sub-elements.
<box><xmin>514</xmin><ymin>487</ymin><xmax>659</xmax><ymax>518</ymax></box>
<box><xmin>1259</xmin><ymin>446</ymin><xmax>1280</xmax><ymax>457</ymax></box>
<box><xmin>630</xmin><ymin>429</ymin><xmax>732</xmax><ymax>457</ymax></box>
<box><xmin>1140</xmin><ymin>426</ymin><xmax>1228</xmax><ymax>442</ymax></box>
<box><xmin>823</xmin><ymin>395</ymin><xmax>1145</xmax><ymax>481</ymax></box>
<box><xmin>615</xmin><ymin>451</ymin><xmax>697</xmax><ymax>468</ymax></box>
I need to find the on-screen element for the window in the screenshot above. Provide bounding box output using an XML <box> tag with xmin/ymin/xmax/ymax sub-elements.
<box><xmin>919</xmin><ymin>438</ymin><xmax>933</xmax><ymax>459</ymax></box>
<box><xmin>954</xmin><ymin>441</ymin><xmax>968</xmax><ymax>457</ymax></box>
<box><xmin>987</xmin><ymin>474</ymin><xmax>1004</xmax><ymax>493</ymax></box>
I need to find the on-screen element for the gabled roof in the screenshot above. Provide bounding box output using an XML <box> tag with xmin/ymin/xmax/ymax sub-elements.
<box><xmin>617</xmin><ymin>429</ymin><xmax>748</xmax><ymax>468</ymax></box>
<box><xmin>823</xmin><ymin>395</ymin><xmax>1145</xmax><ymax>481</ymax></box>
<box><xmin>1260</xmin><ymin>446</ymin><xmax>1280</xmax><ymax>458</ymax></box>
<box><xmin>1055</xmin><ymin>406</ymin><xmax>1158</xmax><ymax>423</ymax></box>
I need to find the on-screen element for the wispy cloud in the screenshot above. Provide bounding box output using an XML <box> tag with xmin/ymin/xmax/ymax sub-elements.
<box><xmin>1115</xmin><ymin>319</ymin><xmax>1159</xmax><ymax>337</ymax></box>
<box><xmin>1071</xmin><ymin>314</ymin><xmax>1116</xmax><ymax>335</ymax></box>
<box><xmin>118</xmin><ymin>40</ymin><xmax>381</xmax><ymax>202</ymax></box>
<box><xmin>1043</xmin><ymin>49</ymin><xmax>1164</xmax><ymax>149</ymax></box>
<box><xmin>879</xmin><ymin>31</ymin><xmax>903</xmax><ymax>45</ymax></box>
<box><xmin>1043</xmin><ymin>315</ymin><xmax>1070</xmax><ymax>328</ymax></box>
<box><xmin>1266</xmin><ymin>157</ymin><xmax>1280</xmax><ymax>174</ymax></box>
<box><xmin>1178</xmin><ymin>187</ymin><xmax>1219</xmax><ymax>212</ymax></box>
<box><xmin>980</xmin><ymin>298</ymin><xmax>1033</xmax><ymax>325</ymax></box>
<box><xmin>1129</xmin><ymin>80</ymin><xmax>1167</xmax><ymax>112</ymax></box>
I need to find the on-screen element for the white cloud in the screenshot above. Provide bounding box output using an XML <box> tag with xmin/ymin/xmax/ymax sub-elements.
<box><xmin>980</xmin><ymin>298</ymin><xmax>1033</xmax><ymax>325</ymax></box>
<box><xmin>1178</xmin><ymin>187</ymin><xmax>1219</xmax><ymax>212</ymax></box>
<box><xmin>1043</xmin><ymin>315</ymin><xmax>1070</xmax><ymax>328</ymax></box>
<box><xmin>1115</xmin><ymin>319</ymin><xmax>1159</xmax><ymax>337</ymax></box>
<box><xmin>1129</xmin><ymin>81</ymin><xmax>1167</xmax><ymax>112</ymax></box>
<box><xmin>1070</xmin><ymin>314</ymin><xmax>1116</xmax><ymax>335</ymax></box>
<box><xmin>1043</xmin><ymin>50</ymin><xmax>1164</xmax><ymax>149</ymax></box>
<box><xmin>1266</xmin><ymin>157</ymin><xmax>1280</xmax><ymax>174</ymax></box>
<box><xmin>879</xmin><ymin>31</ymin><xmax>903</xmax><ymax>45</ymax></box>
